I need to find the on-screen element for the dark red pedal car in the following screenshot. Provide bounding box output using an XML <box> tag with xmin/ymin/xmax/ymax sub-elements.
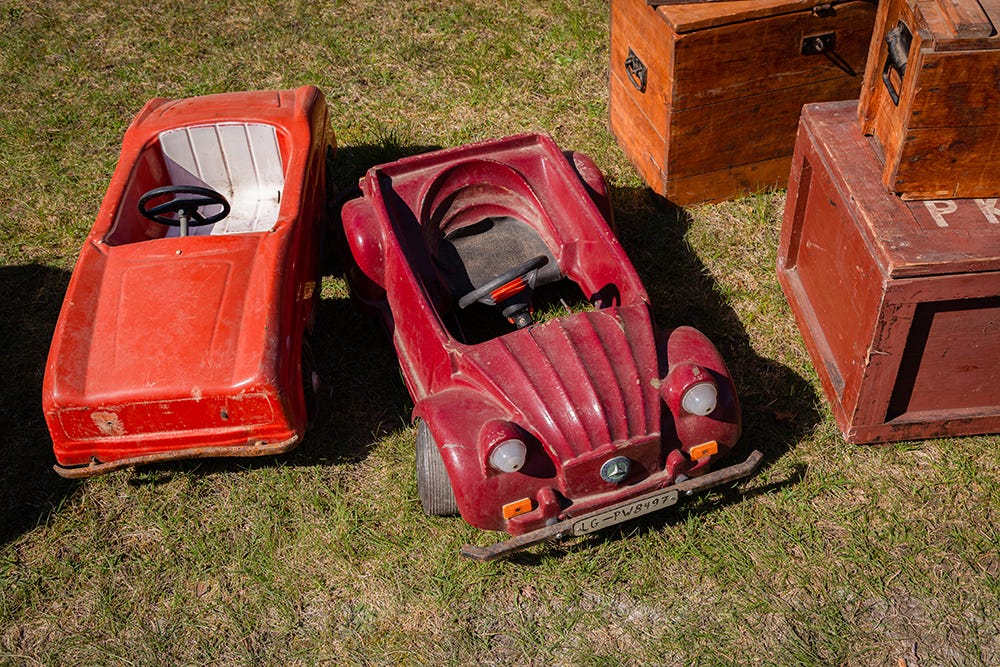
<box><xmin>339</xmin><ymin>133</ymin><xmax>762</xmax><ymax>559</ymax></box>
<box><xmin>43</xmin><ymin>86</ymin><xmax>335</xmax><ymax>478</ymax></box>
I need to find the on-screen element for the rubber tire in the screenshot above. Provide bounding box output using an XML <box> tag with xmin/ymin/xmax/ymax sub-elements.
<box><xmin>302</xmin><ymin>334</ymin><xmax>320</xmax><ymax>431</ymax></box>
<box><xmin>416</xmin><ymin>421</ymin><xmax>458</xmax><ymax>516</ymax></box>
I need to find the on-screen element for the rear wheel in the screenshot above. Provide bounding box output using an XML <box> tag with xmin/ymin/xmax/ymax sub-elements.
<box><xmin>416</xmin><ymin>421</ymin><xmax>458</xmax><ymax>516</ymax></box>
<box><xmin>301</xmin><ymin>334</ymin><xmax>320</xmax><ymax>431</ymax></box>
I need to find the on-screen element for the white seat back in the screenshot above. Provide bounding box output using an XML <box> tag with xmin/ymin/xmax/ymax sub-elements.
<box><xmin>159</xmin><ymin>123</ymin><xmax>284</xmax><ymax>236</ymax></box>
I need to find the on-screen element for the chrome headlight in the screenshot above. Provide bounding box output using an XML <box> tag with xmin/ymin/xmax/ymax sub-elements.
<box><xmin>680</xmin><ymin>380</ymin><xmax>718</xmax><ymax>416</ymax></box>
<box><xmin>488</xmin><ymin>439</ymin><xmax>527</xmax><ymax>473</ymax></box>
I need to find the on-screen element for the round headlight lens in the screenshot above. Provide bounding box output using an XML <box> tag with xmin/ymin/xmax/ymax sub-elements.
<box><xmin>681</xmin><ymin>381</ymin><xmax>718</xmax><ymax>416</ymax></box>
<box><xmin>488</xmin><ymin>439</ymin><xmax>527</xmax><ymax>473</ymax></box>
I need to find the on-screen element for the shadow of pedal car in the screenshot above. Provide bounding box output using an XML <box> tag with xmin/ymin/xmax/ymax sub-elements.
<box><xmin>43</xmin><ymin>86</ymin><xmax>336</xmax><ymax>478</ymax></box>
<box><xmin>338</xmin><ymin>133</ymin><xmax>762</xmax><ymax>560</ymax></box>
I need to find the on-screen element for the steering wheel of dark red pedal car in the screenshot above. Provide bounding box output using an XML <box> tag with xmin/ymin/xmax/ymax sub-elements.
<box><xmin>458</xmin><ymin>255</ymin><xmax>549</xmax><ymax>309</ymax></box>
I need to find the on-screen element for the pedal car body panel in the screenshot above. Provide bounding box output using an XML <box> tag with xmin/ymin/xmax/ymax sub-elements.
<box><xmin>340</xmin><ymin>133</ymin><xmax>743</xmax><ymax>538</ymax></box>
<box><xmin>43</xmin><ymin>86</ymin><xmax>335</xmax><ymax>476</ymax></box>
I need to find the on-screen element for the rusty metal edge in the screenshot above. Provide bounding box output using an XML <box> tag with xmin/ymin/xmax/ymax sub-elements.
<box><xmin>52</xmin><ymin>435</ymin><xmax>301</xmax><ymax>479</ymax></box>
<box><xmin>460</xmin><ymin>449</ymin><xmax>765</xmax><ymax>562</ymax></box>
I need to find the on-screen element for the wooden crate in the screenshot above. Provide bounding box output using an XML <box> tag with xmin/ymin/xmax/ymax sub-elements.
<box><xmin>858</xmin><ymin>0</ymin><xmax>1000</xmax><ymax>199</ymax></box>
<box><xmin>778</xmin><ymin>101</ymin><xmax>1000</xmax><ymax>444</ymax></box>
<box><xmin>609</xmin><ymin>0</ymin><xmax>875</xmax><ymax>205</ymax></box>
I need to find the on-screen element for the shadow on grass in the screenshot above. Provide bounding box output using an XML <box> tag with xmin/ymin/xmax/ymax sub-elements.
<box><xmin>506</xmin><ymin>464</ymin><xmax>809</xmax><ymax>566</ymax></box>
<box><xmin>297</xmin><ymin>141</ymin><xmax>446</xmax><ymax>463</ymax></box>
<box><xmin>0</xmin><ymin>264</ymin><xmax>75</xmax><ymax>547</ymax></box>
<box><xmin>491</xmin><ymin>186</ymin><xmax>824</xmax><ymax>563</ymax></box>
<box><xmin>611</xmin><ymin>187</ymin><xmax>821</xmax><ymax>470</ymax></box>
<box><xmin>329</xmin><ymin>136</ymin><xmax>444</xmax><ymax>202</ymax></box>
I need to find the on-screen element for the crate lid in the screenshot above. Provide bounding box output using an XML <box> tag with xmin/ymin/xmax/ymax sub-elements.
<box><xmin>802</xmin><ymin>100</ymin><xmax>1000</xmax><ymax>279</ymax></box>
<box><xmin>917</xmin><ymin>0</ymin><xmax>1000</xmax><ymax>47</ymax></box>
<box><xmin>655</xmin><ymin>0</ymin><xmax>857</xmax><ymax>32</ymax></box>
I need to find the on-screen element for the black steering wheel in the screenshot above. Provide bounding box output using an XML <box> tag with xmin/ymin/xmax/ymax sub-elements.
<box><xmin>458</xmin><ymin>255</ymin><xmax>549</xmax><ymax>310</ymax></box>
<box><xmin>138</xmin><ymin>185</ymin><xmax>230</xmax><ymax>237</ymax></box>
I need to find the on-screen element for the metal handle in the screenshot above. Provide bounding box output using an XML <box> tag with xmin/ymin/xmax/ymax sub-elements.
<box><xmin>881</xmin><ymin>21</ymin><xmax>912</xmax><ymax>106</ymax></box>
<box><xmin>625</xmin><ymin>48</ymin><xmax>647</xmax><ymax>93</ymax></box>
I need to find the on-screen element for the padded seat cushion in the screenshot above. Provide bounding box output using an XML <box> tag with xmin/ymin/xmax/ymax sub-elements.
<box><xmin>436</xmin><ymin>216</ymin><xmax>561</xmax><ymax>296</ymax></box>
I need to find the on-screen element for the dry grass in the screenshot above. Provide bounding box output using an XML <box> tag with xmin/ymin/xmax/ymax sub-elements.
<box><xmin>2</xmin><ymin>0</ymin><xmax>998</xmax><ymax>665</ymax></box>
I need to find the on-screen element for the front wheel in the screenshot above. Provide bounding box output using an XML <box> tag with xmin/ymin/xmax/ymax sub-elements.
<box><xmin>416</xmin><ymin>421</ymin><xmax>458</xmax><ymax>516</ymax></box>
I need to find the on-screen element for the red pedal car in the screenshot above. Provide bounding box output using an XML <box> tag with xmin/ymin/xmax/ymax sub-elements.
<box><xmin>339</xmin><ymin>134</ymin><xmax>762</xmax><ymax>560</ymax></box>
<box><xmin>43</xmin><ymin>86</ymin><xmax>335</xmax><ymax>478</ymax></box>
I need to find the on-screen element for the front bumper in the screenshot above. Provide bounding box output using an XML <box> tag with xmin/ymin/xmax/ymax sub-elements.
<box><xmin>460</xmin><ymin>449</ymin><xmax>763</xmax><ymax>561</ymax></box>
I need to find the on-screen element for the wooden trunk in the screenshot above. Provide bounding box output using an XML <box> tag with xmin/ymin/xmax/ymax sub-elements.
<box><xmin>609</xmin><ymin>0</ymin><xmax>876</xmax><ymax>205</ymax></box>
<box><xmin>778</xmin><ymin>100</ymin><xmax>1000</xmax><ymax>444</ymax></box>
<box><xmin>858</xmin><ymin>0</ymin><xmax>1000</xmax><ymax>200</ymax></box>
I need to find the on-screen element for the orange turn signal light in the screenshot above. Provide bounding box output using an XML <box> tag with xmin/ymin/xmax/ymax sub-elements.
<box><xmin>689</xmin><ymin>440</ymin><xmax>719</xmax><ymax>461</ymax></box>
<box><xmin>502</xmin><ymin>498</ymin><xmax>533</xmax><ymax>520</ymax></box>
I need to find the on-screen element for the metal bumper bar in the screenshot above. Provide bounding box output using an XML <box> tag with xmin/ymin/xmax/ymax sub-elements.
<box><xmin>460</xmin><ymin>449</ymin><xmax>764</xmax><ymax>561</ymax></box>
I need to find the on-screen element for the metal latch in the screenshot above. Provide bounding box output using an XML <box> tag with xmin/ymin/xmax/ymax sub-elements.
<box><xmin>801</xmin><ymin>30</ymin><xmax>856</xmax><ymax>75</ymax></box>
<box><xmin>802</xmin><ymin>32</ymin><xmax>836</xmax><ymax>55</ymax></box>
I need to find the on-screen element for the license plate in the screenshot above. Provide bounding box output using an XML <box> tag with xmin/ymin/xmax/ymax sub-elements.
<box><xmin>571</xmin><ymin>488</ymin><xmax>680</xmax><ymax>536</ymax></box>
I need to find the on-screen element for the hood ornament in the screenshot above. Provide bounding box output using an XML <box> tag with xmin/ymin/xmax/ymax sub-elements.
<box><xmin>600</xmin><ymin>456</ymin><xmax>631</xmax><ymax>484</ymax></box>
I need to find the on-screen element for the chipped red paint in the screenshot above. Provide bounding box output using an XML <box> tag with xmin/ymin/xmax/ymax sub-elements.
<box><xmin>340</xmin><ymin>133</ymin><xmax>742</xmax><ymax>535</ymax></box>
<box><xmin>43</xmin><ymin>86</ymin><xmax>336</xmax><ymax>476</ymax></box>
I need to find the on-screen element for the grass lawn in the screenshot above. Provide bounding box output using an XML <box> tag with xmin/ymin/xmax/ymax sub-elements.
<box><xmin>1</xmin><ymin>0</ymin><xmax>997</xmax><ymax>665</ymax></box>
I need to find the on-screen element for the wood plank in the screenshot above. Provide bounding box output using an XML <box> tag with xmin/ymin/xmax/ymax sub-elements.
<box><xmin>780</xmin><ymin>133</ymin><xmax>883</xmax><ymax>415</ymax></box>
<box><xmin>978</xmin><ymin>0</ymin><xmax>1000</xmax><ymax>28</ymax></box>
<box><xmin>800</xmin><ymin>100</ymin><xmax>1000</xmax><ymax>276</ymax></box>
<box><xmin>656</xmin><ymin>0</ymin><xmax>842</xmax><ymax>32</ymax></box>
<box><xmin>647</xmin><ymin>0</ymin><xmax>752</xmax><ymax>4</ymax></box>
<box><xmin>610</xmin><ymin>0</ymin><xmax>673</xmax><ymax>133</ymax></box>
<box><xmin>671</xmin><ymin>0</ymin><xmax>874</xmax><ymax>107</ymax></box>
<box><xmin>666</xmin><ymin>76</ymin><xmax>864</xmax><ymax>179</ymax></box>
<box><xmin>906</xmin><ymin>49</ymin><xmax>1000</xmax><ymax>127</ymax></box>
<box><xmin>848</xmin><ymin>412</ymin><xmax>1000</xmax><ymax>442</ymax></box>
<box><xmin>857</xmin><ymin>0</ymin><xmax>895</xmax><ymax>132</ymax></box>
<box><xmin>609</xmin><ymin>73</ymin><xmax>667</xmax><ymax>195</ymax></box>
<box><xmin>662</xmin><ymin>155</ymin><xmax>790</xmax><ymax>204</ymax></box>
<box><xmin>853</xmin><ymin>0</ymin><xmax>1000</xmax><ymax>198</ymax></box>
<box><xmin>886</xmin><ymin>295</ymin><xmax>1000</xmax><ymax>416</ymax></box>
<box><xmin>916</xmin><ymin>0</ymin><xmax>1000</xmax><ymax>50</ymax></box>
<box><xmin>778</xmin><ymin>266</ymin><xmax>852</xmax><ymax>407</ymax></box>
<box><xmin>612</xmin><ymin>69</ymin><xmax>795</xmax><ymax>204</ymax></box>
<box><xmin>934</xmin><ymin>0</ymin><xmax>993</xmax><ymax>37</ymax></box>
<box><xmin>858</xmin><ymin>0</ymin><xmax>922</xmax><ymax>159</ymax></box>
<box><xmin>892</xmin><ymin>125</ymin><xmax>1000</xmax><ymax>199</ymax></box>
<box><xmin>609</xmin><ymin>0</ymin><xmax>874</xmax><ymax>202</ymax></box>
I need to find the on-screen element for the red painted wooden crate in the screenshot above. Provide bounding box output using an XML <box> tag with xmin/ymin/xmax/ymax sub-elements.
<box><xmin>777</xmin><ymin>100</ymin><xmax>1000</xmax><ymax>444</ymax></box>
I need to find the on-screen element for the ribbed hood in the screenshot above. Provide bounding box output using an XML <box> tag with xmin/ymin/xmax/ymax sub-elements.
<box><xmin>458</xmin><ymin>303</ymin><xmax>661</xmax><ymax>466</ymax></box>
